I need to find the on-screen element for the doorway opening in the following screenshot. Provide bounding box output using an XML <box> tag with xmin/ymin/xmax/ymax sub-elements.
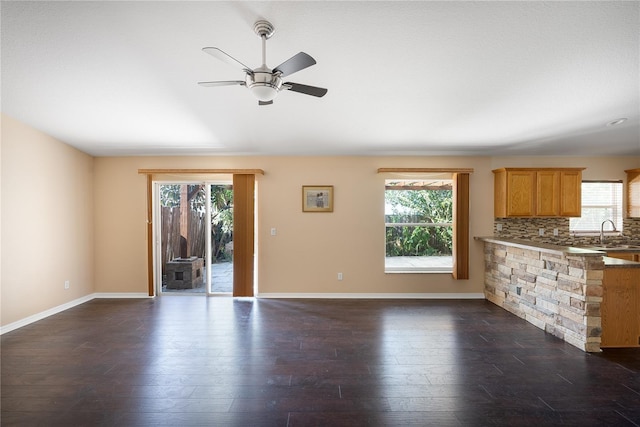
<box><xmin>155</xmin><ymin>182</ymin><xmax>234</xmax><ymax>295</ymax></box>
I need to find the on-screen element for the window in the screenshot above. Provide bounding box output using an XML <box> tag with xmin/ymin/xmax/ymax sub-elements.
<box><xmin>378</xmin><ymin>168</ymin><xmax>471</xmax><ymax>279</ymax></box>
<box><xmin>385</xmin><ymin>178</ymin><xmax>453</xmax><ymax>272</ymax></box>
<box><xmin>570</xmin><ymin>181</ymin><xmax>623</xmax><ymax>233</ymax></box>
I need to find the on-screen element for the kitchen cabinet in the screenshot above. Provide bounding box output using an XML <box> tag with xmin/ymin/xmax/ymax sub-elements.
<box><xmin>606</xmin><ymin>252</ymin><xmax>639</xmax><ymax>262</ymax></box>
<box><xmin>558</xmin><ymin>170</ymin><xmax>582</xmax><ymax>217</ymax></box>
<box><xmin>601</xmin><ymin>266</ymin><xmax>640</xmax><ymax>348</ymax></box>
<box><xmin>535</xmin><ymin>170</ymin><xmax>559</xmax><ymax>216</ymax></box>
<box><xmin>494</xmin><ymin>169</ymin><xmax>534</xmax><ymax>216</ymax></box>
<box><xmin>626</xmin><ymin>168</ymin><xmax>640</xmax><ymax>218</ymax></box>
<box><xmin>493</xmin><ymin>168</ymin><xmax>584</xmax><ymax>218</ymax></box>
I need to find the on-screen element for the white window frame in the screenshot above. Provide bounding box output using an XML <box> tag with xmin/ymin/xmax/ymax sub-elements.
<box><xmin>384</xmin><ymin>177</ymin><xmax>454</xmax><ymax>274</ymax></box>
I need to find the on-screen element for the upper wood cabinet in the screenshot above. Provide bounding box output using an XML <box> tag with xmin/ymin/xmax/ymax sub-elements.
<box><xmin>493</xmin><ymin>168</ymin><xmax>584</xmax><ymax>218</ymax></box>
<box><xmin>626</xmin><ymin>168</ymin><xmax>640</xmax><ymax>218</ymax></box>
<box><xmin>558</xmin><ymin>169</ymin><xmax>582</xmax><ymax>217</ymax></box>
<box><xmin>494</xmin><ymin>169</ymin><xmax>535</xmax><ymax>217</ymax></box>
<box><xmin>536</xmin><ymin>170</ymin><xmax>560</xmax><ymax>216</ymax></box>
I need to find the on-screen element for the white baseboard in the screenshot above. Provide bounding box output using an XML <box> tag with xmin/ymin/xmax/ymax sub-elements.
<box><xmin>256</xmin><ymin>293</ymin><xmax>486</xmax><ymax>299</ymax></box>
<box><xmin>93</xmin><ymin>292</ymin><xmax>152</xmax><ymax>299</ymax></box>
<box><xmin>1</xmin><ymin>294</ymin><xmax>94</xmax><ymax>335</ymax></box>
<box><xmin>1</xmin><ymin>292</ymin><xmax>152</xmax><ymax>335</ymax></box>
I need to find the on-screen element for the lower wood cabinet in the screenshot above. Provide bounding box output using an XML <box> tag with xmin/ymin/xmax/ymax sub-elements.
<box><xmin>606</xmin><ymin>252</ymin><xmax>639</xmax><ymax>262</ymax></box>
<box><xmin>601</xmin><ymin>267</ymin><xmax>640</xmax><ymax>348</ymax></box>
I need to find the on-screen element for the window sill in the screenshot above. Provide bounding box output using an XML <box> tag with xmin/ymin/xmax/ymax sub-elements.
<box><xmin>385</xmin><ymin>268</ymin><xmax>453</xmax><ymax>274</ymax></box>
<box><xmin>384</xmin><ymin>256</ymin><xmax>453</xmax><ymax>274</ymax></box>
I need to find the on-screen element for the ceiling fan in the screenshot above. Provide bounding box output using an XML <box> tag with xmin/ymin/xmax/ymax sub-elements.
<box><xmin>199</xmin><ymin>20</ymin><xmax>328</xmax><ymax>106</ymax></box>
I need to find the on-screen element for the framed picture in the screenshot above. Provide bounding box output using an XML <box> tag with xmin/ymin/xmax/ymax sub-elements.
<box><xmin>302</xmin><ymin>185</ymin><xmax>334</xmax><ymax>212</ymax></box>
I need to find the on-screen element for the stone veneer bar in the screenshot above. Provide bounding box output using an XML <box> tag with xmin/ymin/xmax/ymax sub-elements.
<box><xmin>477</xmin><ymin>237</ymin><xmax>605</xmax><ymax>352</ymax></box>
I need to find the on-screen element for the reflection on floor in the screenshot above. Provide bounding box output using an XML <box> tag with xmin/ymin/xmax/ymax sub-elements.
<box><xmin>163</xmin><ymin>257</ymin><xmax>451</xmax><ymax>295</ymax></box>
<box><xmin>162</xmin><ymin>262</ymin><xmax>232</xmax><ymax>294</ymax></box>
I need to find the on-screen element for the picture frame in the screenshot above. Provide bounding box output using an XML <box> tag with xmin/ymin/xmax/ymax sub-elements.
<box><xmin>302</xmin><ymin>185</ymin><xmax>334</xmax><ymax>212</ymax></box>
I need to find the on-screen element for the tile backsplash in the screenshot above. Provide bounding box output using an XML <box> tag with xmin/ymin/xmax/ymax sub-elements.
<box><xmin>494</xmin><ymin>217</ymin><xmax>640</xmax><ymax>246</ymax></box>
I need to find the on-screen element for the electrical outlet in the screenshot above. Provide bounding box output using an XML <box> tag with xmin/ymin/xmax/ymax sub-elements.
<box><xmin>496</xmin><ymin>223</ymin><xmax>503</xmax><ymax>231</ymax></box>
<box><xmin>337</xmin><ymin>273</ymin><xmax>343</xmax><ymax>281</ymax></box>
<box><xmin>270</xmin><ymin>227</ymin><xmax>277</xmax><ymax>236</ymax></box>
<box><xmin>539</xmin><ymin>228</ymin><xmax>545</xmax><ymax>236</ymax></box>
<box><xmin>553</xmin><ymin>228</ymin><xmax>559</xmax><ymax>236</ymax></box>
<box><xmin>64</xmin><ymin>280</ymin><xmax>70</xmax><ymax>290</ymax></box>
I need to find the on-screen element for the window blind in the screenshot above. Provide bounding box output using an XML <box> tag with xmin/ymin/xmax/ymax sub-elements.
<box><xmin>570</xmin><ymin>181</ymin><xmax>623</xmax><ymax>232</ymax></box>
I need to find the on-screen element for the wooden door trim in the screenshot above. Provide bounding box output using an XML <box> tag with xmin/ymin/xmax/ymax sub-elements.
<box><xmin>139</xmin><ymin>168</ymin><xmax>264</xmax><ymax>175</ymax></box>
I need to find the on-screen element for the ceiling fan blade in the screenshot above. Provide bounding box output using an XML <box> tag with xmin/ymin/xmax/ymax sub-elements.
<box><xmin>202</xmin><ymin>47</ymin><xmax>253</xmax><ymax>73</ymax></box>
<box><xmin>273</xmin><ymin>52</ymin><xmax>316</xmax><ymax>77</ymax></box>
<box><xmin>198</xmin><ymin>81</ymin><xmax>246</xmax><ymax>87</ymax></box>
<box><xmin>258</xmin><ymin>100</ymin><xmax>274</xmax><ymax>106</ymax></box>
<box><xmin>284</xmin><ymin>82</ymin><xmax>328</xmax><ymax>98</ymax></box>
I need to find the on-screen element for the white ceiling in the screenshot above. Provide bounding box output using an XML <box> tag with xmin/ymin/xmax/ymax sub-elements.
<box><xmin>2</xmin><ymin>1</ymin><xmax>639</xmax><ymax>157</ymax></box>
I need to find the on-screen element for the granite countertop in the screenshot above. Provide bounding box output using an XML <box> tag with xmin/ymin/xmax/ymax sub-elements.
<box><xmin>474</xmin><ymin>236</ymin><xmax>604</xmax><ymax>257</ymax></box>
<box><xmin>475</xmin><ymin>236</ymin><xmax>640</xmax><ymax>268</ymax></box>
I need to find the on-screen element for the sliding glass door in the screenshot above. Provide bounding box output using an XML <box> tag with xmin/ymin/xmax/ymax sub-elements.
<box><xmin>155</xmin><ymin>181</ymin><xmax>234</xmax><ymax>295</ymax></box>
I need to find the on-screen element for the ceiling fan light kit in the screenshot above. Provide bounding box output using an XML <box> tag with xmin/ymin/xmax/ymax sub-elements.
<box><xmin>247</xmin><ymin>69</ymin><xmax>282</xmax><ymax>102</ymax></box>
<box><xmin>199</xmin><ymin>19</ymin><xmax>327</xmax><ymax>105</ymax></box>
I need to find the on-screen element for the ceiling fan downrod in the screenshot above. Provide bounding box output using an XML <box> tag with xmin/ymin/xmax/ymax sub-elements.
<box><xmin>254</xmin><ymin>20</ymin><xmax>275</xmax><ymax>68</ymax></box>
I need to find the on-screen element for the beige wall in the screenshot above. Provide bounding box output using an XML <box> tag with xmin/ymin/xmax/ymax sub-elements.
<box><xmin>2</xmin><ymin>114</ymin><xmax>638</xmax><ymax>327</ymax></box>
<box><xmin>93</xmin><ymin>155</ymin><xmax>637</xmax><ymax>297</ymax></box>
<box><xmin>95</xmin><ymin>156</ymin><xmax>495</xmax><ymax>296</ymax></box>
<box><xmin>1</xmin><ymin>114</ymin><xmax>95</xmax><ymax>326</ymax></box>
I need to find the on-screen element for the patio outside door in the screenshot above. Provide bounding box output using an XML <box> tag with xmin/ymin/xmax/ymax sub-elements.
<box><xmin>155</xmin><ymin>182</ymin><xmax>234</xmax><ymax>295</ymax></box>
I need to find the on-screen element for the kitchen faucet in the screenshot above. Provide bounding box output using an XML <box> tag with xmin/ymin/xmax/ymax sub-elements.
<box><xmin>600</xmin><ymin>219</ymin><xmax>617</xmax><ymax>244</ymax></box>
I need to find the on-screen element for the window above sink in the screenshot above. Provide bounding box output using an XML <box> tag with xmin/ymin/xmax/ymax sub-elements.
<box><xmin>570</xmin><ymin>181</ymin><xmax>623</xmax><ymax>236</ymax></box>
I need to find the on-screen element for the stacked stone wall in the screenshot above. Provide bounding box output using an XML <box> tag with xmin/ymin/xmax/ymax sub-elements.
<box><xmin>484</xmin><ymin>241</ymin><xmax>604</xmax><ymax>352</ymax></box>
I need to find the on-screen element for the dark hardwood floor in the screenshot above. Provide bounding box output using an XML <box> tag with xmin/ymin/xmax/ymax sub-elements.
<box><xmin>2</xmin><ymin>297</ymin><xmax>639</xmax><ymax>426</ymax></box>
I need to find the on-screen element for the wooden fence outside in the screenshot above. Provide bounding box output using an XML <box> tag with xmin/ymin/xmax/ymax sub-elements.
<box><xmin>161</xmin><ymin>207</ymin><xmax>207</xmax><ymax>273</ymax></box>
